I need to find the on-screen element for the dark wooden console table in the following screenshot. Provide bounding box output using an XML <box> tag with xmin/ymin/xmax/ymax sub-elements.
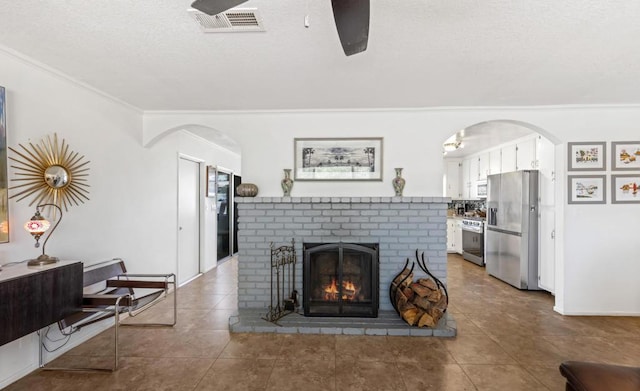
<box><xmin>0</xmin><ymin>261</ymin><xmax>83</xmax><ymax>346</ymax></box>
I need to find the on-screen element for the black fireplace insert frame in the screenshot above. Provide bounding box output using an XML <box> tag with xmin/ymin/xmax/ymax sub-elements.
<box><xmin>303</xmin><ymin>242</ymin><xmax>379</xmax><ymax>317</ymax></box>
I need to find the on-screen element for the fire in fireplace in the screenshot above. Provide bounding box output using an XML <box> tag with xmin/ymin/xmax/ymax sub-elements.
<box><xmin>303</xmin><ymin>242</ymin><xmax>379</xmax><ymax>317</ymax></box>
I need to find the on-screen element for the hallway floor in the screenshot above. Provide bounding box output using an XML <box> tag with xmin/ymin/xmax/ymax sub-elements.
<box><xmin>5</xmin><ymin>254</ymin><xmax>640</xmax><ymax>390</ymax></box>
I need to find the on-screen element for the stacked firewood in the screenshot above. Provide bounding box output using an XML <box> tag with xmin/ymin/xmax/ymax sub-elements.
<box><xmin>391</xmin><ymin>268</ymin><xmax>448</xmax><ymax>328</ymax></box>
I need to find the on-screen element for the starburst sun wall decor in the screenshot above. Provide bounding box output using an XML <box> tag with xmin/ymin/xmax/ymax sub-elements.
<box><xmin>8</xmin><ymin>133</ymin><xmax>90</xmax><ymax>211</ymax></box>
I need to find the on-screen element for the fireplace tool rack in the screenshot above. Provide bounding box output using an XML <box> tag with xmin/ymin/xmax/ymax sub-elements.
<box><xmin>389</xmin><ymin>249</ymin><xmax>449</xmax><ymax>315</ymax></box>
<box><xmin>263</xmin><ymin>239</ymin><xmax>298</xmax><ymax>324</ymax></box>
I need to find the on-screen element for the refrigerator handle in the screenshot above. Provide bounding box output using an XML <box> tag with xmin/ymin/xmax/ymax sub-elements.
<box><xmin>488</xmin><ymin>207</ymin><xmax>497</xmax><ymax>226</ymax></box>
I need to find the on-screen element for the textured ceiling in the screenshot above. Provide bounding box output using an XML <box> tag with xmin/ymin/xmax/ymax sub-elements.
<box><xmin>0</xmin><ymin>1</ymin><xmax>640</xmax><ymax>111</ymax></box>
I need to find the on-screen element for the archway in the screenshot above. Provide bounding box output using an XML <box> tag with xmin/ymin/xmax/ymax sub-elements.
<box><xmin>144</xmin><ymin>123</ymin><xmax>241</xmax><ymax>153</ymax></box>
<box><xmin>442</xmin><ymin>119</ymin><xmax>560</xmax><ymax>308</ymax></box>
<box><xmin>145</xmin><ymin>123</ymin><xmax>243</xmax><ymax>277</ymax></box>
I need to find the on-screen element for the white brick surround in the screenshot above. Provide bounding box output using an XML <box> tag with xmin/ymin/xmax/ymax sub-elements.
<box><xmin>235</xmin><ymin>197</ymin><xmax>449</xmax><ymax>311</ymax></box>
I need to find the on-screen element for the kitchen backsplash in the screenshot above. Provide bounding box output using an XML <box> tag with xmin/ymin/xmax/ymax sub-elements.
<box><xmin>447</xmin><ymin>200</ymin><xmax>486</xmax><ymax>216</ymax></box>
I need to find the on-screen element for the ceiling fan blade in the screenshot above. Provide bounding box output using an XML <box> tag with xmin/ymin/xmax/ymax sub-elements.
<box><xmin>190</xmin><ymin>0</ymin><xmax>249</xmax><ymax>16</ymax></box>
<box><xmin>331</xmin><ymin>0</ymin><xmax>370</xmax><ymax>56</ymax></box>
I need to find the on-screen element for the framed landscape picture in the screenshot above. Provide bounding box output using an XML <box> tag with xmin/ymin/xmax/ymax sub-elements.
<box><xmin>567</xmin><ymin>175</ymin><xmax>606</xmax><ymax>204</ymax></box>
<box><xmin>567</xmin><ymin>142</ymin><xmax>606</xmax><ymax>171</ymax></box>
<box><xmin>611</xmin><ymin>141</ymin><xmax>640</xmax><ymax>170</ymax></box>
<box><xmin>611</xmin><ymin>174</ymin><xmax>640</xmax><ymax>203</ymax></box>
<box><xmin>294</xmin><ymin>137</ymin><xmax>383</xmax><ymax>181</ymax></box>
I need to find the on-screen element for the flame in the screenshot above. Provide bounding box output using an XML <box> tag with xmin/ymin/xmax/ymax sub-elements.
<box><xmin>323</xmin><ymin>278</ymin><xmax>359</xmax><ymax>301</ymax></box>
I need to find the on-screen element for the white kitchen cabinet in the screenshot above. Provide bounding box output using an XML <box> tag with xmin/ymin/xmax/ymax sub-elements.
<box><xmin>461</xmin><ymin>158</ymin><xmax>471</xmax><ymax>199</ymax></box>
<box><xmin>444</xmin><ymin>160</ymin><xmax>461</xmax><ymax>198</ymax></box>
<box><xmin>478</xmin><ymin>153</ymin><xmax>489</xmax><ymax>180</ymax></box>
<box><xmin>537</xmin><ymin>135</ymin><xmax>556</xmax><ymax>293</ymax></box>
<box><xmin>469</xmin><ymin>157</ymin><xmax>479</xmax><ymax>198</ymax></box>
<box><xmin>447</xmin><ymin>218</ymin><xmax>456</xmax><ymax>252</ymax></box>
<box><xmin>489</xmin><ymin>149</ymin><xmax>501</xmax><ymax>177</ymax></box>
<box><xmin>516</xmin><ymin>138</ymin><xmax>537</xmax><ymax>170</ymax></box>
<box><xmin>501</xmin><ymin>144</ymin><xmax>517</xmax><ymax>173</ymax></box>
<box><xmin>469</xmin><ymin>155</ymin><xmax>480</xmax><ymax>182</ymax></box>
<box><xmin>454</xmin><ymin>219</ymin><xmax>463</xmax><ymax>254</ymax></box>
<box><xmin>447</xmin><ymin>218</ymin><xmax>463</xmax><ymax>254</ymax></box>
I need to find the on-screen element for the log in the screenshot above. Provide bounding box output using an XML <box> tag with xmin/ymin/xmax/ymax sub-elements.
<box><xmin>418</xmin><ymin>312</ymin><xmax>436</xmax><ymax>328</ymax></box>
<box><xmin>402</xmin><ymin>286</ymin><xmax>415</xmax><ymax>301</ymax></box>
<box><xmin>401</xmin><ymin>306</ymin><xmax>420</xmax><ymax>326</ymax></box>
<box><xmin>427</xmin><ymin>289</ymin><xmax>442</xmax><ymax>303</ymax></box>
<box><xmin>412</xmin><ymin>296</ymin><xmax>433</xmax><ymax>312</ymax></box>
<box><xmin>434</xmin><ymin>294</ymin><xmax>447</xmax><ymax>311</ymax></box>
<box><xmin>396</xmin><ymin>290</ymin><xmax>409</xmax><ymax>310</ymax></box>
<box><xmin>429</xmin><ymin>307</ymin><xmax>444</xmax><ymax>324</ymax></box>
<box><xmin>418</xmin><ymin>278</ymin><xmax>438</xmax><ymax>291</ymax></box>
<box><xmin>392</xmin><ymin>268</ymin><xmax>413</xmax><ymax>288</ymax></box>
<box><xmin>410</xmin><ymin>283</ymin><xmax>433</xmax><ymax>297</ymax></box>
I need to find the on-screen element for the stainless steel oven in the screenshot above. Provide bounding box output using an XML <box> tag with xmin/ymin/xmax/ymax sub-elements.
<box><xmin>462</xmin><ymin>218</ymin><xmax>484</xmax><ymax>266</ymax></box>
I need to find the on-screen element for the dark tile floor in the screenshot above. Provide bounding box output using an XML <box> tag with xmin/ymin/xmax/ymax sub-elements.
<box><xmin>5</xmin><ymin>254</ymin><xmax>640</xmax><ymax>390</ymax></box>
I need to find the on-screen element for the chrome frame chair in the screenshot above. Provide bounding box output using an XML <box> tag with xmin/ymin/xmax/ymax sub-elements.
<box><xmin>40</xmin><ymin>258</ymin><xmax>177</xmax><ymax>372</ymax></box>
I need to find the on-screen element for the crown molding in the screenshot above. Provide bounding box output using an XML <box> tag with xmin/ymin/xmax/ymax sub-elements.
<box><xmin>0</xmin><ymin>45</ymin><xmax>142</xmax><ymax>114</ymax></box>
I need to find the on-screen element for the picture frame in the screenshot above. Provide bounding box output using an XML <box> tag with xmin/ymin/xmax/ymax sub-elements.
<box><xmin>0</xmin><ymin>86</ymin><xmax>6</xmax><ymax>243</ymax></box>
<box><xmin>567</xmin><ymin>142</ymin><xmax>606</xmax><ymax>171</ymax></box>
<box><xmin>294</xmin><ymin>137</ymin><xmax>383</xmax><ymax>181</ymax></box>
<box><xmin>611</xmin><ymin>141</ymin><xmax>640</xmax><ymax>170</ymax></box>
<box><xmin>206</xmin><ymin>165</ymin><xmax>216</xmax><ymax>197</ymax></box>
<box><xmin>568</xmin><ymin>175</ymin><xmax>606</xmax><ymax>204</ymax></box>
<box><xmin>611</xmin><ymin>174</ymin><xmax>640</xmax><ymax>203</ymax></box>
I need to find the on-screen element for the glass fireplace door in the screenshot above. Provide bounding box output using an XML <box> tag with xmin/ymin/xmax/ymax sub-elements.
<box><xmin>303</xmin><ymin>243</ymin><xmax>378</xmax><ymax>317</ymax></box>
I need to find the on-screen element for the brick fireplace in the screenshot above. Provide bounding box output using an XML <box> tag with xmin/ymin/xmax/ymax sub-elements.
<box><xmin>235</xmin><ymin>197</ymin><xmax>449</xmax><ymax>314</ymax></box>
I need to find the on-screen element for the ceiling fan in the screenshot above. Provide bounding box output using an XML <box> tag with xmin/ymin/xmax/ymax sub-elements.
<box><xmin>190</xmin><ymin>0</ymin><xmax>370</xmax><ymax>56</ymax></box>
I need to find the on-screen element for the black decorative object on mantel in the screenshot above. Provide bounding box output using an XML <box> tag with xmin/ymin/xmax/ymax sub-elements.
<box><xmin>390</xmin><ymin>250</ymin><xmax>449</xmax><ymax>327</ymax></box>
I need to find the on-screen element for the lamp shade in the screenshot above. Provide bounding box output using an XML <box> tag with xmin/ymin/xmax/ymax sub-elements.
<box><xmin>25</xmin><ymin>218</ymin><xmax>51</xmax><ymax>235</ymax></box>
<box><xmin>24</xmin><ymin>204</ymin><xmax>62</xmax><ymax>266</ymax></box>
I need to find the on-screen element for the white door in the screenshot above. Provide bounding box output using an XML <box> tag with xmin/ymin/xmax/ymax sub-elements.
<box><xmin>178</xmin><ymin>157</ymin><xmax>201</xmax><ymax>285</ymax></box>
<box><xmin>537</xmin><ymin>136</ymin><xmax>555</xmax><ymax>293</ymax></box>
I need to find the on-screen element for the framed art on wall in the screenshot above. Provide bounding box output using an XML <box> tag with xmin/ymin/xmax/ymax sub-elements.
<box><xmin>611</xmin><ymin>141</ymin><xmax>640</xmax><ymax>170</ymax></box>
<box><xmin>567</xmin><ymin>142</ymin><xmax>606</xmax><ymax>171</ymax></box>
<box><xmin>294</xmin><ymin>137</ymin><xmax>383</xmax><ymax>181</ymax></box>
<box><xmin>567</xmin><ymin>175</ymin><xmax>606</xmax><ymax>204</ymax></box>
<box><xmin>611</xmin><ymin>174</ymin><xmax>640</xmax><ymax>203</ymax></box>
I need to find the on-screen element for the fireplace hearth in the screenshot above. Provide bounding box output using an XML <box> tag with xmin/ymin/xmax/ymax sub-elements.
<box><xmin>303</xmin><ymin>242</ymin><xmax>379</xmax><ymax>317</ymax></box>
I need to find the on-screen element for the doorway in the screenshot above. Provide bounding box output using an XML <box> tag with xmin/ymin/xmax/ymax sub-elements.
<box><xmin>216</xmin><ymin>168</ymin><xmax>231</xmax><ymax>261</ymax></box>
<box><xmin>178</xmin><ymin>157</ymin><xmax>201</xmax><ymax>285</ymax></box>
<box><xmin>233</xmin><ymin>174</ymin><xmax>241</xmax><ymax>255</ymax></box>
<box><xmin>441</xmin><ymin>120</ymin><xmax>557</xmax><ymax>294</ymax></box>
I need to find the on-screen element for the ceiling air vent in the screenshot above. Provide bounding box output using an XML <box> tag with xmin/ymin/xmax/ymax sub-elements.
<box><xmin>188</xmin><ymin>8</ymin><xmax>265</xmax><ymax>32</ymax></box>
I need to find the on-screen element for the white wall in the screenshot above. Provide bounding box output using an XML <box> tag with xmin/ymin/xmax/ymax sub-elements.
<box><xmin>144</xmin><ymin>106</ymin><xmax>640</xmax><ymax>319</ymax></box>
<box><xmin>0</xmin><ymin>49</ymin><xmax>240</xmax><ymax>387</ymax></box>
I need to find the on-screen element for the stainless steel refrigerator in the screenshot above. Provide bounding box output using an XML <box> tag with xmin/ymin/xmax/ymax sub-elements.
<box><xmin>485</xmin><ymin>170</ymin><xmax>539</xmax><ymax>290</ymax></box>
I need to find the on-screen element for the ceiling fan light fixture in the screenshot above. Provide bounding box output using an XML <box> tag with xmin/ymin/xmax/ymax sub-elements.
<box><xmin>443</xmin><ymin>140</ymin><xmax>463</xmax><ymax>152</ymax></box>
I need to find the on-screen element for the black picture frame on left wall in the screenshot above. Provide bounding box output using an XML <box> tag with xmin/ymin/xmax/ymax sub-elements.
<box><xmin>0</xmin><ymin>86</ymin><xmax>8</xmax><ymax>243</ymax></box>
